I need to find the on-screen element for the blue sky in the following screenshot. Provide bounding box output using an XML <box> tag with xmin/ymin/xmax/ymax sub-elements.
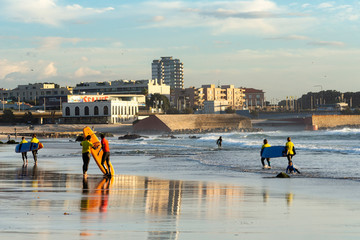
<box><xmin>0</xmin><ymin>0</ymin><xmax>359</xmax><ymax>100</ymax></box>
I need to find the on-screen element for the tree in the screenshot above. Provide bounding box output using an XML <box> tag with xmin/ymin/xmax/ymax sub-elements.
<box><xmin>1</xmin><ymin>109</ymin><xmax>15</xmax><ymax>123</ymax></box>
<box><xmin>183</xmin><ymin>107</ymin><xmax>194</xmax><ymax>114</ymax></box>
<box><xmin>22</xmin><ymin>111</ymin><xmax>33</xmax><ymax>124</ymax></box>
<box><xmin>166</xmin><ymin>107</ymin><xmax>180</xmax><ymax>114</ymax></box>
<box><xmin>147</xmin><ymin>94</ymin><xmax>170</xmax><ymax>112</ymax></box>
<box><xmin>225</xmin><ymin>107</ymin><xmax>235</xmax><ymax>114</ymax></box>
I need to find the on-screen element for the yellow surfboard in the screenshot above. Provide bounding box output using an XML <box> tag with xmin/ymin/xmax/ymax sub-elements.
<box><xmin>83</xmin><ymin>127</ymin><xmax>115</xmax><ymax>175</ymax></box>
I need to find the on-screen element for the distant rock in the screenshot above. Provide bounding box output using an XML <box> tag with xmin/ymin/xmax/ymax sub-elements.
<box><xmin>189</xmin><ymin>135</ymin><xmax>200</xmax><ymax>139</ymax></box>
<box><xmin>159</xmin><ymin>134</ymin><xmax>177</xmax><ymax>139</ymax></box>
<box><xmin>118</xmin><ymin>134</ymin><xmax>147</xmax><ymax>140</ymax></box>
<box><xmin>276</xmin><ymin>172</ymin><xmax>290</xmax><ymax>178</ymax></box>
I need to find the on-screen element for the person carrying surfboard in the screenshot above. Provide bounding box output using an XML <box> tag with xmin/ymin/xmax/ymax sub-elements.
<box><xmin>260</xmin><ymin>139</ymin><xmax>271</xmax><ymax>168</ymax></box>
<box><xmin>80</xmin><ymin>135</ymin><xmax>94</xmax><ymax>177</ymax></box>
<box><xmin>30</xmin><ymin>134</ymin><xmax>39</xmax><ymax>165</ymax></box>
<box><xmin>285</xmin><ymin>137</ymin><xmax>296</xmax><ymax>163</ymax></box>
<box><xmin>100</xmin><ymin>134</ymin><xmax>111</xmax><ymax>177</ymax></box>
<box><xmin>19</xmin><ymin>137</ymin><xmax>28</xmax><ymax>165</ymax></box>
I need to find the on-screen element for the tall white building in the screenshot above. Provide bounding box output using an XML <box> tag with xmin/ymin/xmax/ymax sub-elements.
<box><xmin>152</xmin><ymin>57</ymin><xmax>184</xmax><ymax>89</ymax></box>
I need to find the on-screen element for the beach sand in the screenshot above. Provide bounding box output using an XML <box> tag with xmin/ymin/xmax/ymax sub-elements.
<box><xmin>1</xmin><ymin>126</ymin><xmax>360</xmax><ymax>239</ymax></box>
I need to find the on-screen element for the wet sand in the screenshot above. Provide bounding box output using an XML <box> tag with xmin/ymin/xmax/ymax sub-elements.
<box><xmin>0</xmin><ymin>163</ymin><xmax>360</xmax><ymax>239</ymax></box>
<box><xmin>1</xmin><ymin>134</ymin><xmax>360</xmax><ymax>239</ymax></box>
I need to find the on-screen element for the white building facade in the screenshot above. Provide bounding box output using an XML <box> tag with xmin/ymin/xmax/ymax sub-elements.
<box><xmin>73</xmin><ymin>79</ymin><xmax>170</xmax><ymax>100</ymax></box>
<box><xmin>203</xmin><ymin>100</ymin><xmax>229</xmax><ymax>114</ymax></box>
<box><xmin>62</xmin><ymin>100</ymin><xmax>139</xmax><ymax>124</ymax></box>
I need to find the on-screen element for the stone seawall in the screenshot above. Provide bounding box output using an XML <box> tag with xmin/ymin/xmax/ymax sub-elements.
<box><xmin>312</xmin><ymin>115</ymin><xmax>360</xmax><ymax>129</ymax></box>
<box><xmin>133</xmin><ymin>114</ymin><xmax>252</xmax><ymax>133</ymax></box>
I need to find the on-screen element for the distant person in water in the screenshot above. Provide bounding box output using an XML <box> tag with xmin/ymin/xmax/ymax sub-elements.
<box><xmin>285</xmin><ymin>137</ymin><xmax>296</xmax><ymax>163</ymax></box>
<box><xmin>30</xmin><ymin>134</ymin><xmax>39</xmax><ymax>165</ymax></box>
<box><xmin>100</xmin><ymin>133</ymin><xmax>111</xmax><ymax>177</ymax></box>
<box><xmin>80</xmin><ymin>135</ymin><xmax>94</xmax><ymax>177</ymax></box>
<box><xmin>216</xmin><ymin>136</ymin><xmax>222</xmax><ymax>148</ymax></box>
<box><xmin>260</xmin><ymin>139</ymin><xmax>271</xmax><ymax>168</ymax></box>
<box><xmin>286</xmin><ymin>161</ymin><xmax>300</xmax><ymax>174</ymax></box>
<box><xmin>19</xmin><ymin>136</ymin><xmax>28</xmax><ymax>165</ymax></box>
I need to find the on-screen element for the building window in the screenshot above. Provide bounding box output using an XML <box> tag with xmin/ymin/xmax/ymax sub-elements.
<box><xmin>65</xmin><ymin>107</ymin><xmax>70</xmax><ymax>116</ymax></box>
<box><xmin>84</xmin><ymin>106</ymin><xmax>89</xmax><ymax>116</ymax></box>
<box><xmin>75</xmin><ymin>107</ymin><xmax>80</xmax><ymax>116</ymax></box>
<box><xmin>94</xmin><ymin>106</ymin><xmax>99</xmax><ymax>115</ymax></box>
<box><xmin>104</xmin><ymin>106</ymin><xmax>109</xmax><ymax>115</ymax></box>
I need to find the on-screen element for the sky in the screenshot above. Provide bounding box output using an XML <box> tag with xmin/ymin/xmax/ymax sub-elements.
<box><xmin>0</xmin><ymin>0</ymin><xmax>359</xmax><ymax>101</ymax></box>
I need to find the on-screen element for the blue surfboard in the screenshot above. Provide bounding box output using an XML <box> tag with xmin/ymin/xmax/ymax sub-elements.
<box><xmin>261</xmin><ymin>146</ymin><xmax>287</xmax><ymax>158</ymax></box>
<box><xmin>15</xmin><ymin>142</ymin><xmax>39</xmax><ymax>153</ymax></box>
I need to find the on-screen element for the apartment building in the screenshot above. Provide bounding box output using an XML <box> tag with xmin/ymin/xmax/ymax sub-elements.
<box><xmin>243</xmin><ymin>88</ymin><xmax>265</xmax><ymax>110</ymax></box>
<box><xmin>0</xmin><ymin>83</ymin><xmax>72</xmax><ymax>108</ymax></box>
<box><xmin>173</xmin><ymin>84</ymin><xmax>246</xmax><ymax>111</ymax></box>
<box><xmin>152</xmin><ymin>57</ymin><xmax>184</xmax><ymax>89</ymax></box>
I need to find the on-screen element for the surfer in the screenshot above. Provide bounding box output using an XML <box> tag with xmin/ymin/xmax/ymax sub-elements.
<box><xmin>216</xmin><ymin>136</ymin><xmax>222</xmax><ymax>148</ymax></box>
<box><xmin>286</xmin><ymin>161</ymin><xmax>300</xmax><ymax>174</ymax></box>
<box><xmin>100</xmin><ymin>134</ymin><xmax>111</xmax><ymax>177</ymax></box>
<box><xmin>80</xmin><ymin>135</ymin><xmax>94</xmax><ymax>177</ymax></box>
<box><xmin>30</xmin><ymin>134</ymin><xmax>39</xmax><ymax>164</ymax></box>
<box><xmin>260</xmin><ymin>139</ymin><xmax>271</xmax><ymax>168</ymax></box>
<box><xmin>285</xmin><ymin>137</ymin><xmax>296</xmax><ymax>163</ymax></box>
<box><xmin>19</xmin><ymin>137</ymin><xmax>28</xmax><ymax>165</ymax></box>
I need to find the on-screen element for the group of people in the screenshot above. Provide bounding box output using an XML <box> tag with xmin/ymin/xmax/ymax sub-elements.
<box><xmin>216</xmin><ymin>136</ymin><xmax>300</xmax><ymax>174</ymax></box>
<box><xmin>19</xmin><ymin>134</ymin><xmax>40</xmax><ymax>165</ymax></box>
<box><xmin>18</xmin><ymin>133</ymin><xmax>112</xmax><ymax>178</ymax></box>
<box><xmin>261</xmin><ymin>137</ymin><xmax>300</xmax><ymax>174</ymax></box>
<box><xmin>80</xmin><ymin>134</ymin><xmax>112</xmax><ymax>178</ymax></box>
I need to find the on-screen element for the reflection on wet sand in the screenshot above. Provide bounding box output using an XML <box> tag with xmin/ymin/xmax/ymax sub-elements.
<box><xmin>0</xmin><ymin>163</ymin><xmax>299</xmax><ymax>239</ymax></box>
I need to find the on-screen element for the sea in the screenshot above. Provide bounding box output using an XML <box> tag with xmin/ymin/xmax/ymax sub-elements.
<box><xmin>109</xmin><ymin>128</ymin><xmax>360</xmax><ymax>180</ymax></box>
<box><xmin>3</xmin><ymin>127</ymin><xmax>352</xmax><ymax>179</ymax></box>
<box><xmin>2</xmin><ymin>127</ymin><xmax>359</xmax><ymax>182</ymax></box>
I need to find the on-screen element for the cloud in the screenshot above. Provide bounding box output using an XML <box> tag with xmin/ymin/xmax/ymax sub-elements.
<box><xmin>0</xmin><ymin>59</ymin><xmax>29</xmax><ymax>79</ymax></box>
<box><xmin>152</xmin><ymin>16</ymin><xmax>165</xmax><ymax>22</ymax></box>
<box><xmin>42</xmin><ymin>62</ymin><xmax>57</xmax><ymax>78</ymax></box>
<box><xmin>265</xmin><ymin>35</ymin><xmax>309</xmax><ymax>40</ymax></box>
<box><xmin>1</xmin><ymin>0</ymin><xmax>114</xmax><ymax>26</ymax></box>
<box><xmin>308</xmin><ymin>41</ymin><xmax>345</xmax><ymax>47</ymax></box>
<box><xmin>136</xmin><ymin>0</ymin><xmax>314</xmax><ymax>36</ymax></box>
<box><xmin>35</xmin><ymin>37</ymin><xmax>87</xmax><ymax>50</ymax></box>
<box><xmin>74</xmin><ymin>67</ymin><xmax>101</xmax><ymax>77</ymax></box>
<box><xmin>318</xmin><ymin>2</ymin><xmax>333</xmax><ymax>9</ymax></box>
